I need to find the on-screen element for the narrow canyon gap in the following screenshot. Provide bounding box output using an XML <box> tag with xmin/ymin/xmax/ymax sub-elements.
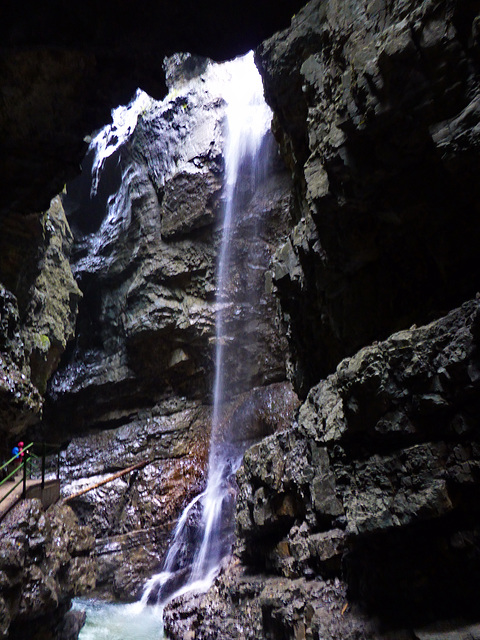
<box><xmin>2</xmin><ymin>2</ymin><xmax>480</xmax><ymax>640</ymax></box>
<box><xmin>56</xmin><ymin>52</ymin><xmax>296</xmax><ymax>636</ymax></box>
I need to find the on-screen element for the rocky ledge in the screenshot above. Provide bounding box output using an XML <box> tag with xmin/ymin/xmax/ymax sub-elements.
<box><xmin>165</xmin><ymin>296</ymin><xmax>480</xmax><ymax>638</ymax></box>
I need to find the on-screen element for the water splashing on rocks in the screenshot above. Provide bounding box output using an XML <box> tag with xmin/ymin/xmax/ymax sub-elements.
<box><xmin>140</xmin><ymin>50</ymin><xmax>273</xmax><ymax>607</ymax></box>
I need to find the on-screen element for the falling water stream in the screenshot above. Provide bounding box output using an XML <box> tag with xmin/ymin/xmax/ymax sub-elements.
<box><xmin>139</xmin><ymin>49</ymin><xmax>272</xmax><ymax>609</ymax></box>
<box><xmin>74</xmin><ymin>51</ymin><xmax>272</xmax><ymax>639</ymax></box>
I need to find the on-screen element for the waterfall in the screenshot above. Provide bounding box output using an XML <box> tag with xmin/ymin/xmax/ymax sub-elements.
<box><xmin>70</xmin><ymin>50</ymin><xmax>273</xmax><ymax>620</ymax></box>
<box><xmin>89</xmin><ymin>89</ymin><xmax>151</xmax><ymax>198</ymax></box>
<box><xmin>190</xmin><ymin>50</ymin><xmax>272</xmax><ymax>587</ymax></box>
<box><xmin>140</xmin><ymin>51</ymin><xmax>273</xmax><ymax>607</ymax></box>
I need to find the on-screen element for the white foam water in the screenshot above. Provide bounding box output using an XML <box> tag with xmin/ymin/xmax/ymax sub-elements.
<box><xmin>73</xmin><ymin>597</ymin><xmax>164</xmax><ymax>640</ymax></box>
<box><xmin>74</xmin><ymin>54</ymin><xmax>273</xmax><ymax>638</ymax></box>
<box><xmin>140</xmin><ymin>51</ymin><xmax>272</xmax><ymax>608</ymax></box>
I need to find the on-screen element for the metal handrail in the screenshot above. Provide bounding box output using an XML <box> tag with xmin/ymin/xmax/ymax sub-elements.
<box><xmin>0</xmin><ymin>475</ymin><xmax>24</xmax><ymax>503</ymax></box>
<box><xmin>0</xmin><ymin>442</ymin><xmax>61</xmax><ymax>508</ymax></box>
<box><xmin>0</xmin><ymin>441</ymin><xmax>34</xmax><ymax>476</ymax></box>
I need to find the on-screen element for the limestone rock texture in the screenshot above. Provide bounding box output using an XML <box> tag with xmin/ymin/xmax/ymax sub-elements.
<box><xmin>0</xmin><ymin>499</ymin><xmax>95</xmax><ymax>640</ymax></box>
<box><xmin>238</xmin><ymin>299</ymin><xmax>480</xmax><ymax>617</ymax></box>
<box><xmin>38</xmin><ymin>57</ymin><xmax>295</xmax><ymax>600</ymax></box>
<box><xmin>163</xmin><ymin>1</ymin><xmax>480</xmax><ymax>638</ymax></box>
<box><xmin>48</xmin><ymin>57</ymin><xmax>291</xmax><ymax>436</ymax></box>
<box><xmin>3</xmin><ymin>0</ymin><xmax>480</xmax><ymax>638</ymax></box>
<box><xmin>257</xmin><ymin>0</ymin><xmax>480</xmax><ymax>394</ymax></box>
<box><xmin>60</xmin><ymin>404</ymin><xmax>211</xmax><ymax>600</ymax></box>
<box><xmin>0</xmin><ymin>195</ymin><xmax>81</xmax><ymax>447</ymax></box>
<box><xmin>167</xmin><ymin>298</ymin><xmax>480</xmax><ymax>639</ymax></box>
<box><xmin>58</xmin><ymin>382</ymin><xmax>298</xmax><ymax>601</ymax></box>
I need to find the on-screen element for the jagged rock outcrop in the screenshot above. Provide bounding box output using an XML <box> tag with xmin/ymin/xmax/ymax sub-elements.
<box><xmin>0</xmin><ymin>285</ymin><xmax>42</xmax><ymax>440</ymax></box>
<box><xmin>35</xmin><ymin>56</ymin><xmax>295</xmax><ymax>600</ymax></box>
<box><xmin>0</xmin><ymin>196</ymin><xmax>81</xmax><ymax>447</ymax></box>
<box><xmin>20</xmin><ymin>197</ymin><xmax>82</xmax><ymax>395</ymax></box>
<box><xmin>47</xmin><ymin>56</ymin><xmax>291</xmax><ymax>438</ymax></box>
<box><xmin>4</xmin><ymin>1</ymin><xmax>480</xmax><ymax>638</ymax></box>
<box><xmin>257</xmin><ymin>0</ymin><xmax>480</xmax><ymax>394</ymax></box>
<box><xmin>169</xmin><ymin>298</ymin><xmax>480</xmax><ymax>638</ymax></box>
<box><xmin>163</xmin><ymin>2</ymin><xmax>480</xmax><ymax>637</ymax></box>
<box><xmin>60</xmin><ymin>402</ymin><xmax>211</xmax><ymax>600</ymax></box>
<box><xmin>164</xmin><ymin>562</ymin><xmax>384</xmax><ymax>640</ymax></box>
<box><xmin>0</xmin><ymin>499</ymin><xmax>95</xmax><ymax>640</ymax></box>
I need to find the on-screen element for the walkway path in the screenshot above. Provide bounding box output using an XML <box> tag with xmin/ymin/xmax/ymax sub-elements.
<box><xmin>0</xmin><ymin>477</ymin><xmax>60</xmax><ymax>521</ymax></box>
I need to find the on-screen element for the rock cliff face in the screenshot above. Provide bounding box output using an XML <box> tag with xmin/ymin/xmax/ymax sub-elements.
<box><xmin>0</xmin><ymin>196</ymin><xmax>81</xmax><ymax>448</ymax></box>
<box><xmin>239</xmin><ymin>298</ymin><xmax>480</xmax><ymax>622</ymax></box>
<box><xmin>48</xmin><ymin>56</ymin><xmax>291</xmax><ymax>435</ymax></box>
<box><xmin>163</xmin><ymin>1</ymin><xmax>480</xmax><ymax>638</ymax></box>
<box><xmin>39</xmin><ymin>55</ymin><xmax>295</xmax><ymax>600</ymax></box>
<box><xmin>0</xmin><ymin>499</ymin><xmax>95</xmax><ymax>640</ymax></box>
<box><xmin>165</xmin><ymin>298</ymin><xmax>480</xmax><ymax>639</ymax></box>
<box><xmin>2</xmin><ymin>0</ymin><xmax>480</xmax><ymax>638</ymax></box>
<box><xmin>257</xmin><ymin>0</ymin><xmax>480</xmax><ymax>394</ymax></box>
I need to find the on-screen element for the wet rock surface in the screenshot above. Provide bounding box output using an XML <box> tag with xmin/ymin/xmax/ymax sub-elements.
<box><xmin>164</xmin><ymin>562</ymin><xmax>360</xmax><ymax>640</ymax></box>
<box><xmin>175</xmin><ymin>298</ymin><xmax>480</xmax><ymax>638</ymax></box>
<box><xmin>2</xmin><ymin>1</ymin><xmax>480</xmax><ymax>638</ymax></box>
<box><xmin>60</xmin><ymin>403</ymin><xmax>211</xmax><ymax>600</ymax></box>
<box><xmin>35</xmin><ymin>59</ymin><xmax>293</xmax><ymax>600</ymax></box>
<box><xmin>0</xmin><ymin>284</ymin><xmax>42</xmax><ymax>440</ymax></box>
<box><xmin>166</xmin><ymin>559</ymin><xmax>480</xmax><ymax>640</ymax></box>
<box><xmin>258</xmin><ymin>0</ymin><xmax>480</xmax><ymax>393</ymax></box>
<box><xmin>0</xmin><ymin>40</ymin><xmax>295</xmax><ymax>636</ymax></box>
<box><xmin>47</xmin><ymin>57</ymin><xmax>291</xmax><ymax>439</ymax></box>
<box><xmin>0</xmin><ymin>195</ymin><xmax>80</xmax><ymax>446</ymax></box>
<box><xmin>58</xmin><ymin>381</ymin><xmax>298</xmax><ymax>600</ymax></box>
<box><xmin>20</xmin><ymin>196</ymin><xmax>82</xmax><ymax>396</ymax></box>
<box><xmin>0</xmin><ymin>499</ymin><xmax>95</xmax><ymax>640</ymax></box>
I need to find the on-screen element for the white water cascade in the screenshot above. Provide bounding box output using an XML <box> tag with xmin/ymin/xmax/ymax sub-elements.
<box><xmin>140</xmin><ymin>51</ymin><xmax>273</xmax><ymax>608</ymax></box>
<box><xmin>72</xmin><ymin>52</ymin><xmax>273</xmax><ymax>639</ymax></box>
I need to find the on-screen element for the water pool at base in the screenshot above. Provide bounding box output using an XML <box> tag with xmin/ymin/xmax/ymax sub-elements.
<box><xmin>73</xmin><ymin>598</ymin><xmax>165</xmax><ymax>640</ymax></box>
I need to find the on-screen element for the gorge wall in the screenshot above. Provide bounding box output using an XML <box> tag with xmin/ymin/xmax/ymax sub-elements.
<box><xmin>47</xmin><ymin>56</ymin><xmax>296</xmax><ymax>600</ymax></box>
<box><xmin>258</xmin><ymin>0</ymin><xmax>480</xmax><ymax>395</ymax></box>
<box><xmin>0</xmin><ymin>500</ymin><xmax>95</xmax><ymax>640</ymax></box>
<box><xmin>0</xmin><ymin>10</ymin><xmax>303</xmax><ymax>637</ymax></box>
<box><xmin>164</xmin><ymin>1</ymin><xmax>480</xmax><ymax>639</ymax></box>
<box><xmin>1</xmin><ymin>0</ymin><xmax>480</xmax><ymax>639</ymax></box>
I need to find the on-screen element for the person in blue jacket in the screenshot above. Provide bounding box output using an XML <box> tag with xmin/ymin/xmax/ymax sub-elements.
<box><xmin>10</xmin><ymin>445</ymin><xmax>20</xmax><ymax>480</ymax></box>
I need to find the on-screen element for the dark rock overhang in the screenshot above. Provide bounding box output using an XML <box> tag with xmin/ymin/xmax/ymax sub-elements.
<box><xmin>0</xmin><ymin>0</ymin><xmax>307</xmax><ymax>216</ymax></box>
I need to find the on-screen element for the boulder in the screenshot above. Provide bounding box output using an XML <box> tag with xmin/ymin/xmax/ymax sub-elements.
<box><xmin>177</xmin><ymin>298</ymin><xmax>480</xmax><ymax>637</ymax></box>
<box><xmin>0</xmin><ymin>499</ymin><xmax>95</xmax><ymax>639</ymax></box>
